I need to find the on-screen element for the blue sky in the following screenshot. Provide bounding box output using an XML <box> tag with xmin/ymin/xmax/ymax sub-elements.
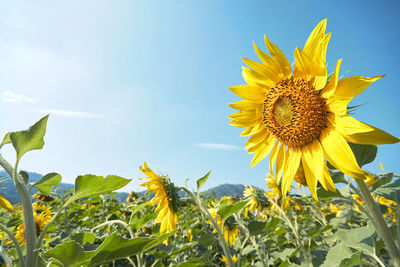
<box><xmin>0</xmin><ymin>1</ymin><xmax>399</xmax><ymax>192</ymax></box>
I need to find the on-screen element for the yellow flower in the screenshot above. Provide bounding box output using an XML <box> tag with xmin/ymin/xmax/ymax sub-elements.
<box><xmin>220</xmin><ymin>254</ymin><xmax>238</xmax><ymax>267</ymax></box>
<box><xmin>187</xmin><ymin>229</ymin><xmax>193</xmax><ymax>242</ymax></box>
<box><xmin>139</xmin><ymin>162</ymin><xmax>178</xmax><ymax>235</ymax></box>
<box><xmin>15</xmin><ymin>203</ymin><xmax>51</xmax><ymax>245</ymax></box>
<box><xmin>0</xmin><ymin>194</ymin><xmax>13</xmax><ymax>212</ymax></box>
<box><xmin>326</xmin><ymin>203</ymin><xmax>343</xmax><ymax>217</ymax></box>
<box><xmin>229</xmin><ymin>19</ymin><xmax>399</xmax><ymax>200</ymax></box>
<box><xmin>32</xmin><ymin>193</ymin><xmax>55</xmax><ymax>202</ymax></box>
<box><xmin>243</xmin><ymin>185</ymin><xmax>269</xmax><ymax>215</ymax></box>
<box><xmin>208</xmin><ymin>207</ymin><xmax>240</xmax><ymax>246</ymax></box>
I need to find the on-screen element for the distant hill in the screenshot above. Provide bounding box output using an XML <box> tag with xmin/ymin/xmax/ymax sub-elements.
<box><xmin>0</xmin><ymin>171</ymin><xmax>248</xmax><ymax>204</ymax></box>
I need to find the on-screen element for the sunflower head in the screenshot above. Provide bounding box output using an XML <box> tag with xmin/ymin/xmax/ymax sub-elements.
<box><xmin>139</xmin><ymin>162</ymin><xmax>179</xmax><ymax>234</ymax></box>
<box><xmin>243</xmin><ymin>185</ymin><xmax>269</xmax><ymax>214</ymax></box>
<box><xmin>229</xmin><ymin>19</ymin><xmax>399</xmax><ymax>200</ymax></box>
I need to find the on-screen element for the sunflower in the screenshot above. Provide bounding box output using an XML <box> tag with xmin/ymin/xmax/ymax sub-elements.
<box><xmin>15</xmin><ymin>203</ymin><xmax>51</xmax><ymax>245</ymax></box>
<box><xmin>229</xmin><ymin>19</ymin><xmax>399</xmax><ymax>199</ymax></box>
<box><xmin>266</xmin><ymin>174</ymin><xmax>301</xmax><ymax>211</ymax></box>
<box><xmin>0</xmin><ymin>194</ymin><xmax>13</xmax><ymax>212</ymax></box>
<box><xmin>139</xmin><ymin>162</ymin><xmax>179</xmax><ymax>235</ymax></box>
<box><xmin>243</xmin><ymin>185</ymin><xmax>269</xmax><ymax>215</ymax></box>
<box><xmin>220</xmin><ymin>254</ymin><xmax>238</xmax><ymax>267</ymax></box>
<box><xmin>207</xmin><ymin>207</ymin><xmax>240</xmax><ymax>246</ymax></box>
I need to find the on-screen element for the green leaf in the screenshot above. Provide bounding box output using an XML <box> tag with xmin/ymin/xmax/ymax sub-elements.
<box><xmin>321</xmin><ymin>242</ymin><xmax>353</xmax><ymax>267</ymax></box>
<box><xmin>339</xmin><ymin>251</ymin><xmax>364</xmax><ymax>267</ymax></box>
<box><xmin>317</xmin><ymin>187</ymin><xmax>344</xmax><ymax>200</ymax></box>
<box><xmin>33</xmin><ymin>173</ymin><xmax>62</xmax><ymax>196</ymax></box>
<box><xmin>10</xmin><ymin>115</ymin><xmax>49</xmax><ymax>162</ymax></box>
<box><xmin>248</xmin><ymin>221</ymin><xmax>267</xmax><ymax>236</ymax></box>
<box><xmin>65</xmin><ymin>174</ymin><xmax>131</xmax><ymax>206</ymax></box>
<box><xmin>264</xmin><ymin>217</ymin><xmax>282</xmax><ymax>231</ymax></box>
<box><xmin>71</xmin><ymin>232</ymin><xmax>96</xmax><ymax>245</ymax></box>
<box><xmin>374</xmin><ymin>179</ymin><xmax>400</xmax><ymax>203</ymax></box>
<box><xmin>196</xmin><ymin>171</ymin><xmax>211</xmax><ymax>193</ymax></box>
<box><xmin>217</xmin><ymin>200</ymin><xmax>248</xmax><ymax>221</ymax></box>
<box><xmin>272</xmin><ymin>248</ymin><xmax>296</xmax><ymax>261</ymax></box>
<box><xmin>348</xmin><ymin>143</ymin><xmax>377</xmax><ymax>167</ymax></box>
<box><xmin>335</xmin><ymin>222</ymin><xmax>376</xmax><ymax>254</ymax></box>
<box><xmin>198</xmin><ymin>233</ymin><xmax>216</xmax><ymax>247</ymax></box>
<box><xmin>19</xmin><ymin>171</ymin><xmax>29</xmax><ymax>184</ymax></box>
<box><xmin>372</xmin><ymin>173</ymin><xmax>393</xmax><ymax>191</ymax></box>
<box><xmin>331</xmin><ymin>171</ymin><xmax>346</xmax><ymax>184</ymax></box>
<box><xmin>0</xmin><ymin>132</ymin><xmax>11</xmax><ymax>148</ymax></box>
<box><xmin>45</xmin><ymin>232</ymin><xmax>173</xmax><ymax>267</ymax></box>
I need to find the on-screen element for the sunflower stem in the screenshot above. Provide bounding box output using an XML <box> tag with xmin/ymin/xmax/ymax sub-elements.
<box><xmin>265</xmin><ymin>194</ymin><xmax>312</xmax><ymax>267</ymax></box>
<box><xmin>0</xmin><ymin>222</ymin><xmax>25</xmax><ymax>267</ymax></box>
<box><xmin>179</xmin><ymin>186</ymin><xmax>235</xmax><ymax>267</ymax></box>
<box><xmin>234</xmin><ymin>214</ymin><xmax>268</xmax><ymax>267</ymax></box>
<box><xmin>355</xmin><ymin>179</ymin><xmax>400</xmax><ymax>267</ymax></box>
<box><xmin>0</xmin><ymin>154</ymin><xmax>37</xmax><ymax>267</ymax></box>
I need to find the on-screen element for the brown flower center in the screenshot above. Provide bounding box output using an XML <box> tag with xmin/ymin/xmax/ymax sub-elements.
<box><xmin>263</xmin><ymin>78</ymin><xmax>327</xmax><ymax>148</ymax></box>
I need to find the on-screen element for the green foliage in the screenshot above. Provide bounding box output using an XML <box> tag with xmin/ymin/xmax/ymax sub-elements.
<box><xmin>10</xmin><ymin>115</ymin><xmax>49</xmax><ymax>162</ymax></box>
<box><xmin>348</xmin><ymin>143</ymin><xmax>377</xmax><ymax>167</ymax></box>
<box><xmin>217</xmin><ymin>199</ymin><xmax>248</xmax><ymax>221</ymax></box>
<box><xmin>33</xmin><ymin>173</ymin><xmax>62</xmax><ymax>196</ymax></box>
<box><xmin>374</xmin><ymin>179</ymin><xmax>400</xmax><ymax>203</ymax></box>
<box><xmin>196</xmin><ymin>171</ymin><xmax>210</xmax><ymax>193</ymax></box>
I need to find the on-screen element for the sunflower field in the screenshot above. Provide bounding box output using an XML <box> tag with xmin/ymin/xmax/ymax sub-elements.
<box><xmin>1</xmin><ymin>19</ymin><xmax>400</xmax><ymax>267</ymax></box>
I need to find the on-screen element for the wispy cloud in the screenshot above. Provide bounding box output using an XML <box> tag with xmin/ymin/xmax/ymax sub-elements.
<box><xmin>2</xmin><ymin>91</ymin><xmax>35</xmax><ymax>104</ymax></box>
<box><xmin>193</xmin><ymin>143</ymin><xmax>241</xmax><ymax>150</ymax></box>
<box><xmin>28</xmin><ymin>108</ymin><xmax>106</xmax><ymax>119</ymax></box>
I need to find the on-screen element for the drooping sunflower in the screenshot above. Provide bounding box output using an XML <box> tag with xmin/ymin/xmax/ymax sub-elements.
<box><xmin>207</xmin><ymin>207</ymin><xmax>240</xmax><ymax>246</ymax></box>
<box><xmin>220</xmin><ymin>254</ymin><xmax>238</xmax><ymax>267</ymax></box>
<box><xmin>139</xmin><ymin>162</ymin><xmax>179</xmax><ymax>234</ymax></box>
<box><xmin>15</xmin><ymin>203</ymin><xmax>51</xmax><ymax>245</ymax></box>
<box><xmin>243</xmin><ymin>185</ymin><xmax>269</xmax><ymax>215</ymax></box>
<box><xmin>229</xmin><ymin>19</ymin><xmax>399</xmax><ymax>199</ymax></box>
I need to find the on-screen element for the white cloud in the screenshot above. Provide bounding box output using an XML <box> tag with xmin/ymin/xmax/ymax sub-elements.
<box><xmin>193</xmin><ymin>143</ymin><xmax>241</xmax><ymax>150</ymax></box>
<box><xmin>2</xmin><ymin>91</ymin><xmax>35</xmax><ymax>104</ymax></box>
<box><xmin>28</xmin><ymin>108</ymin><xmax>106</xmax><ymax>119</ymax></box>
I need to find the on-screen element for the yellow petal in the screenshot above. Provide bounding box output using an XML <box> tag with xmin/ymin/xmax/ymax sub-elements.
<box><xmin>325</xmin><ymin>95</ymin><xmax>352</xmax><ymax>115</ymax></box>
<box><xmin>269</xmin><ymin>142</ymin><xmax>280</xmax><ymax>174</ymax></box>
<box><xmin>320</xmin><ymin>127</ymin><xmax>365</xmax><ymax>179</ymax></box>
<box><xmin>328</xmin><ymin>113</ymin><xmax>399</xmax><ymax>144</ymax></box>
<box><xmin>242</xmin><ymin>67</ymin><xmax>275</xmax><ymax>88</ymax></box>
<box><xmin>304</xmin><ymin>19</ymin><xmax>329</xmax><ymax>61</ymax></box>
<box><xmin>321</xmin><ymin>59</ymin><xmax>343</xmax><ymax>99</ymax></box>
<box><xmin>321</xmin><ymin>163</ymin><xmax>336</xmax><ymax>192</ymax></box>
<box><xmin>250</xmin><ymin>133</ymin><xmax>275</xmax><ymax>167</ymax></box>
<box><xmin>264</xmin><ymin>35</ymin><xmax>292</xmax><ymax>78</ymax></box>
<box><xmin>229</xmin><ymin>118</ymin><xmax>261</xmax><ymax>127</ymax></box>
<box><xmin>228</xmin><ymin>109</ymin><xmax>262</xmax><ymax>121</ymax></box>
<box><xmin>245</xmin><ymin>129</ymin><xmax>269</xmax><ymax>150</ymax></box>
<box><xmin>229</xmin><ymin>100</ymin><xmax>262</xmax><ymax>110</ymax></box>
<box><xmin>281</xmin><ymin>148</ymin><xmax>301</xmax><ymax>197</ymax></box>
<box><xmin>301</xmin><ymin>140</ymin><xmax>325</xmax><ymax>200</ymax></box>
<box><xmin>334</xmin><ymin>75</ymin><xmax>385</xmax><ymax>98</ymax></box>
<box><xmin>293</xmin><ymin>47</ymin><xmax>327</xmax><ymax>90</ymax></box>
<box><xmin>242</xmin><ymin>57</ymin><xmax>281</xmax><ymax>83</ymax></box>
<box><xmin>240</xmin><ymin>124</ymin><xmax>264</xmax><ymax>136</ymax></box>
<box><xmin>229</xmin><ymin>84</ymin><xmax>266</xmax><ymax>102</ymax></box>
<box><xmin>253</xmin><ymin>41</ymin><xmax>285</xmax><ymax>79</ymax></box>
<box><xmin>0</xmin><ymin>194</ymin><xmax>13</xmax><ymax>212</ymax></box>
<box><xmin>275</xmin><ymin>144</ymin><xmax>286</xmax><ymax>184</ymax></box>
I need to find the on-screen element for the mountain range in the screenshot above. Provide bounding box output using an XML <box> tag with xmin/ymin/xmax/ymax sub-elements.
<box><xmin>0</xmin><ymin>171</ymin><xmax>246</xmax><ymax>204</ymax></box>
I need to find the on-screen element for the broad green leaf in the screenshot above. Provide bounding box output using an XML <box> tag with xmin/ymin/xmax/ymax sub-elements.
<box><xmin>331</xmin><ymin>171</ymin><xmax>346</xmax><ymax>184</ymax></box>
<box><xmin>338</xmin><ymin>184</ymin><xmax>351</xmax><ymax>198</ymax></box>
<box><xmin>45</xmin><ymin>232</ymin><xmax>173</xmax><ymax>267</ymax></box>
<box><xmin>131</xmin><ymin>213</ymin><xmax>157</xmax><ymax>231</ymax></box>
<box><xmin>10</xmin><ymin>115</ymin><xmax>49</xmax><ymax>162</ymax></box>
<box><xmin>264</xmin><ymin>217</ymin><xmax>281</xmax><ymax>231</ymax></box>
<box><xmin>33</xmin><ymin>173</ymin><xmax>62</xmax><ymax>196</ymax></box>
<box><xmin>372</xmin><ymin>173</ymin><xmax>393</xmax><ymax>191</ymax></box>
<box><xmin>198</xmin><ymin>233</ymin><xmax>216</xmax><ymax>247</ymax></box>
<box><xmin>0</xmin><ymin>132</ymin><xmax>11</xmax><ymax>148</ymax></box>
<box><xmin>71</xmin><ymin>232</ymin><xmax>96</xmax><ymax>245</ymax></box>
<box><xmin>217</xmin><ymin>200</ymin><xmax>248</xmax><ymax>221</ymax></box>
<box><xmin>348</xmin><ymin>143</ymin><xmax>377</xmax><ymax>167</ymax></box>
<box><xmin>248</xmin><ymin>221</ymin><xmax>267</xmax><ymax>236</ymax></box>
<box><xmin>320</xmin><ymin>242</ymin><xmax>353</xmax><ymax>267</ymax></box>
<box><xmin>196</xmin><ymin>171</ymin><xmax>211</xmax><ymax>193</ymax></box>
<box><xmin>65</xmin><ymin>174</ymin><xmax>131</xmax><ymax>206</ymax></box>
<box><xmin>339</xmin><ymin>251</ymin><xmax>364</xmax><ymax>267</ymax></box>
<box><xmin>272</xmin><ymin>248</ymin><xmax>296</xmax><ymax>261</ymax></box>
<box><xmin>374</xmin><ymin>179</ymin><xmax>400</xmax><ymax>204</ymax></box>
<box><xmin>0</xmin><ymin>194</ymin><xmax>14</xmax><ymax>212</ymax></box>
<box><xmin>317</xmin><ymin>187</ymin><xmax>344</xmax><ymax>200</ymax></box>
<box><xmin>335</xmin><ymin>222</ymin><xmax>376</xmax><ymax>254</ymax></box>
<box><xmin>177</xmin><ymin>258</ymin><xmax>210</xmax><ymax>267</ymax></box>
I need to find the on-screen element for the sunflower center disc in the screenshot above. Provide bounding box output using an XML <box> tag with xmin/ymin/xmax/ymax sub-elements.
<box><xmin>262</xmin><ymin>78</ymin><xmax>327</xmax><ymax>148</ymax></box>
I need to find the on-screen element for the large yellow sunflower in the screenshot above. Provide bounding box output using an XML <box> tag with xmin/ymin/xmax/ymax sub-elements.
<box><xmin>229</xmin><ymin>19</ymin><xmax>399</xmax><ymax>199</ymax></box>
<box><xmin>15</xmin><ymin>203</ymin><xmax>51</xmax><ymax>245</ymax></box>
<box><xmin>243</xmin><ymin>185</ymin><xmax>269</xmax><ymax>215</ymax></box>
<box><xmin>139</xmin><ymin>162</ymin><xmax>178</xmax><ymax>234</ymax></box>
